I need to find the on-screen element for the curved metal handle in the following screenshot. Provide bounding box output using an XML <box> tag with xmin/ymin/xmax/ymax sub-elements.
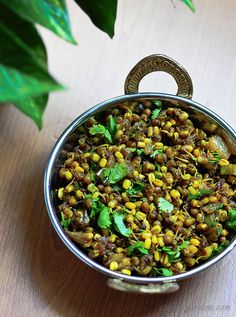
<box><xmin>124</xmin><ymin>54</ymin><xmax>193</xmax><ymax>99</ymax></box>
<box><xmin>107</xmin><ymin>278</ymin><xmax>179</xmax><ymax>293</ymax></box>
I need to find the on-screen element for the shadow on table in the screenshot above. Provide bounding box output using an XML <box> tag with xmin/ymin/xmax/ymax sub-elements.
<box><xmin>19</xmin><ymin>151</ymin><xmax>233</xmax><ymax>317</ymax></box>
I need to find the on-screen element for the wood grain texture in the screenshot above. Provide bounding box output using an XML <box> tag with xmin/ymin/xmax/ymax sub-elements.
<box><xmin>0</xmin><ymin>0</ymin><xmax>236</xmax><ymax>316</ymax></box>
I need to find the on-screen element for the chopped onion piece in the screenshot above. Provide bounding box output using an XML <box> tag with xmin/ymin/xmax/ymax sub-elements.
<box><xmin>208</xmin><ymin>135</ymin><xmax>231</xmax><ymax>159</ymax></box>
<box><xmin>220</xmin><ymin>164</ymin><xmax>236</xmax><ymax>175</ymax></box>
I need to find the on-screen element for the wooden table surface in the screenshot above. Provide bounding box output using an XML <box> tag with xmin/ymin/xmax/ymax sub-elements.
<box><xmin>1</xmin><ymin>1</ymin><xmax>236</xmax><ymax>316</ymax></box>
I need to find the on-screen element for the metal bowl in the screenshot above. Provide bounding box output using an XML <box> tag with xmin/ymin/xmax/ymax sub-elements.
<box><xmin>44</xmin><ymin>55</ymin><xmax>236</xmax><ymax>293</ymax></box>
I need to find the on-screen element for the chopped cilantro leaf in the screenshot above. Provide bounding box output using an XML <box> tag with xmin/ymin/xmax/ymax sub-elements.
<box><xmin>84</xmin><ymin>193</ymin><xmax>94</xmax><ymax>200</ymax></box>
<box><xmin>226</xmin><ymin>209</ymin><xmax>236</xmax><ymax>231</ymax></box>
<box><xmin>90</xmin><ymin>199</ymin><xmax>102</xmax><ymax>218</ymax></box>
<box><xmin>158</xmin><ymin>268</ymin><xmax>173</xmax><ymax>276</ymax></box>
<box><xmin>127</xmin><ymin>241</ymin><xmax>149</xmax><ymax>255</ymax></box>
<box><xmin>129</xmin><ymin>121</ymin><xmax>146</xmax><ymax>139</ymax></box>
<box><xmin>151</xmin><ymin>108</ymin><xmax>162</xmax><ymax>120</ymax></box>
<box><xmin>60</xmin><ymin>212</ymin><xmax>71</xmax><ymax>229</ymax></box>
<box><xmin>136</xmin><ymin>149</ymin><xmax>144</xmax><ymax>156</ymax></box>
<box><xmin>141</xmin><ymin>197</ymin><xmax>148</xmax><ymax>202</ymax></box>
<box><xmin>150</xmin><ymin>149</ymin><xmax>163</xmax><ymax>159</ymax></box>
<box><xmin>152</xmin><ymin>267</ymin><xmax>173</xmax><ymax>277</ymax></box>
<box><xmin>209</xmin><ymin>152</ymin><xmax>222</xmax><ymax>163</ymax></box>
<box><xmin>226</xmin><ymin>220</ymin><xmax>236</xmax><ymax>231</ymax></box>
<box><xmin>158</xmin><ymin>197</ymin><xmax>174</xmax><ymax>213</ymax></box>
<box><xmin>90</xmin><ymin>160</ymin><xmax>97</xmax><ymax>169</ymax></box>
<box><xmin>162</xmin><ymin>241</ymin><xmax>189</xmax><ymax>263</ymax></box>
<box><xmin>205</xmin><ymin>215</ymin><xmax>217</xmax><ymax>227</ymax></box>
<box><xmin>151</xmin><ymin>100</ymin><xmax>163</xmax><ymax>120</ymax></box>
<box><xmin>90</xmin><ymin>171</ymin><xmax>96</xmax><ymax>181</ymax></box>
<box><xmin>98</xmin><ymin>206</ymin><xmax>111</xmax><ymax>229</ymax></box>
<box><xmin>228</xmin><ymin>209</ymin><xmax>236</xmax><ymax>220</ymax></box>
<box><xmin>113</xmin><ymin>184</ymin><xmax>123</xmax><ymax>192</ymax></box>
<box><xmin>113</xmin><ymin>212</ymin><xmax>133</xmax><ymax>237</ymax></box>
<box><xmin>178</xmin><ymin>241</ymin><xmax>190</xmax><ymax>250</ymax></box>
<box><xmin>162</xmin><ymin>246</ymin><xmax>181</xmax><ymax>262</ymax></box>
<box><xmin>205</xmin><ymin>215</ymin><xmax>222</xmax><ymax>237</ymax></box>
<box><xmin>207</xmin><ymin>203</ymin><xmax>224</xmax><ymax>212</ymax></box>
<box><xmin>153</xmin><ymin>100</ymin><xmax>163</xmax><ymax>107</ymax></box>
<box><xmin>90</xmin><ymin>200</ymin><xmax>111</xmax><ymax>229</ymax></box>
<box><xmin>188</xmin><ymin>189</ymin><xmax>214</xmax><ymax>200</ymax></box>
<box><xmin>212</xmin><ymin>241</ymin><xmax>230</xmax><ymax>256</ymax></box>
<box><xmin>100</xmin><ymin>163</ymin><xmax>129</xmax><ymax>184</ymax></box>
<box><xmin>89</xmin><ymin>124</ymin><xmax>113</xmax><ymax>143</ymax></box>
<box><xmin>108</xmin><ymin>115</ymin><xmax>117</xmax><ymax>135</ymax></box>
<box><xmin>126</xmin><ymin>182</ymin><xmax>144</xmax><ymax>195</ymax></box>
<box><xmin>73</xmin><ymin>181</ymin><xmax>81</xmax><ymax>191</ymax></box>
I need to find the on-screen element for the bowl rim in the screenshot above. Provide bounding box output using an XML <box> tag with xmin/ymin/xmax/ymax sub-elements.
<box><xmin>44</xmin><ymin>92</ymin><xmax>236</xmax><ymax>284</ymax></box>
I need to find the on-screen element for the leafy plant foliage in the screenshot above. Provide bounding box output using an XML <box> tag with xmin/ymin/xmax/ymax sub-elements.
<box><xmin>181</xmin><ymin>0</ymin><xmax>195</xmax><ymax>12</ymax></box>
<box><xmin>1</xmin><ymin>0</ymin><xmax>76</xmax><ymax>43</ymax></box>
<box><xmin>0</xmin><ymin>4</ymin><xmax>62</xmax><ymax>128</ymax></box>
<box><xmin>75</xmin><ymin>0</ymin><xmax>117</xmax><ymax>38</ymax></box>
<box><xmin>0</xmin><ymin>0</ymin><xmax>195</xmax><ymax>128</ymax></box>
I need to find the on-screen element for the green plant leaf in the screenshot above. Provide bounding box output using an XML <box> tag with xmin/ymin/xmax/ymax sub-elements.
<box><xmin>113</xmin><ymin>212</ymin><xmax>133</xmax><ymax>237</ymax></box>
<box><xmin>162</xmin><ymin>241</ymin><xmax>189</xmax><ymax>263</ymax></box>
<box><xmin>89</xmin><ymin>124</ymin><xmax>113</xmax><ymax>143</ymax></box>
<box><xmin>158</xmin><ymin>197</ymin><xmax>174</xmax><ymax>213</ymax></box>
<box><xmin>0</xmin><ymin>65</ymin><xmax>61</xmax><ymax>103</ymax></box>
<box><xmin>228</xmin><ymin>209</ymin><xmax>236</xmax><ymax>220</ymax></box>
<box><xmin>100</xmin><ymin>163</ymin><xmax>129</xmax><ymax>184</ymax></box>
<box><xmin>151</xmin><ymin>100</ymin><xmax>163</xmax><ymax>120</ymax></box>
<box><xmin>181</xmin><ymin>0</ymin><xmax>195</xmax><ymax>12</ymax></box>
<box><xmin>60</xmin><ymin>212</ymin><xmax>71</xmax><ymax>228</ymax></box>
<box><xmin>127</xmin><ymin>241</ymin><xmax>149</xmax><ymax>255</ymax></box>
<box><xmin>155</xmin><ymin>164</ymin><xmax>161</xmax><ymax>172</ymax></box>
<box><xmin>209</xmin><ymin>151</ymin><xmax>222</xmax><ymax>163</ymax></box>
<box><xmin>188</xmin><ymin>189</ymin><xmax>214</xmax><ymax>200</ymax></box>
<box><xmin>205</xmin><ymin>215</ymin><xmax>222</xmax><ymax>237</ymax></box>
<box><xmin>207</xmin><ymin>203</ymin><xmax>224</xmax><ymax>212</ymax></box>
<box><xmin>150</xmin><ymin>149</ymin><xmax>164</xmax><ymax>159</ymax></box>
<box><xmin>227</xmin><ymin>220</ymin><xmax>236</xmax><ymax>231</ymax></box>
<box><xmin>162</xmin><ymin>246</ymin><xmax>181</xmax><ymax>263</ymax></box>
<box><xmin>226</xmin><ymin>209</ymin><xmax>236</xmax><ymax>231</ymax></box>
<box><xmin>0</xmin><ymin>0</ymin><xmax>76</xmax><ymax>43</ymax></box>
<box><xmin>178</xmin><ymin>241</ymin><xmax>190</xmax><ymax>251</ymax></box>
<box><xmin>126</xmin><ymin>182</ymin><xmax>144</xmax><ymax>196</ymax></box>
<box><xmin>108</xmin><ymin>115</ymin><xmax>117</xmax><ymax>136</ymax></box>
<box><xmin>158</xmin><ymin>268</ymin><xmax>173</xmax><ymax>276</ymax></box>
<box><xmin>151</xmin><ymin>108</ymin><xmax>162</xmax><ymax>120</ymax></box>
<box><xmin>0</xmin><ymin>4</ymin><xmax>63</xmax><ymax>127</ymax></box>
<box><xmin>212</xmin><ymin>241</ymin><xmax>229</xmax><ymax>256</ymax></box>
<box><xmin>75</xmin><ymin>0</ymin><xmax>117</xmax><ymax>38</ymax></box>
<box><xmin>98</xmin><ymin>206</ymin><xmax>111</xmax><ymax>229</ymax></box>
<box><xmin>0</xmin><ymin>4</ymin><xmax>47</xmax><ymax>71</ymax></box>
<box><xmin>90</xmin><ymin>199</ymin><xmax>102</xmax><ymax>218</ymax></box>
<box><xmin>13</xmin><ymin>95</ymin><xmax>48</xmax><ymax>129</ymax></box>
<box><xmin>152</xmin><ymin>267</ymin><xmax>173</xmax><ymax>276</ymax></box>
<box><xmin>136</xmin><ymin>149</ymin><xmax>144</xmax><ymax>156</ymax></box>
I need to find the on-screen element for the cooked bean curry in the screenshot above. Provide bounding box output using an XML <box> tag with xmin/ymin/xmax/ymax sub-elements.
<box><xmin>55</xmin><ymin>100</ymin><xmax>236</xmax><ymax>277</ymax></box>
